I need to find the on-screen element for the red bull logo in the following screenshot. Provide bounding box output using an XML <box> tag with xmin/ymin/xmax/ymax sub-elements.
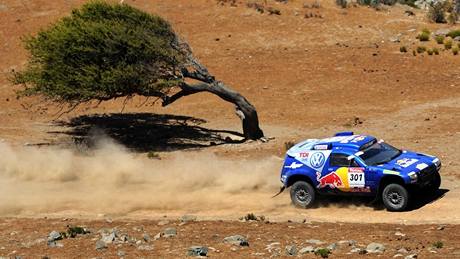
<box><xmin>316</xmin><ymin>171</ymin><xmax>343</xmax><ymax>188</ymax></box>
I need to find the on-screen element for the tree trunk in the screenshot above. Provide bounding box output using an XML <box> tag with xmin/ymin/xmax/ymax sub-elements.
<box><xmin>162</xmin><ymin>81</ymin><xmax>264</xmax><ymax>140</ymax></box>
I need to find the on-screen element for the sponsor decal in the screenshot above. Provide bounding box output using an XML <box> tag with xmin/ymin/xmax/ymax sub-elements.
<box><xmin>316</xmin><ymin>167</ymin><xmax>366</xmax><ymax>190</ymax></box>
<box><xmin>298</xmin><ymin>152</ymin><xmax>309</xmax><ymax>158</ymax></box>
<box><xmin>309</xmin><ymin>152</ymin><xmax>326</xmax><ymax>168</ymax></box>
<box><xmin>416</xmin><ymin>163</ymin><xmax>428</xmax><ymax>170</ymax></box>
<box><xmin>383</xmin><ymin>169</ymin><xmax>400</xmax><ymax>175</ymax></box>
<box><xmin>350</xmin><ymin>136</ymin><xmax>366</xmax><ymax>143</ymax></box>
<box><xmin>396</xmin><ymin>158</ymin><xmax>418</xmax><ymax>168</ymax></box>
<box><xmin>349</xmin><ymin>187</ymin><xmax>371</xmax><ymax>193</ymax></box>
<box><xmin>313</xmin><ymin>144</ymin><xmax>329</xmax><ymax>150</ymax></box>
<box><xmin>317</xmin><ymin>171</ymin><xmax>343</xmax><ymax>188</ymax></box>
<box><xmin>284</xmin><ymin>162</ymin><xmax>303</xmax><ymax>169</ymax></box>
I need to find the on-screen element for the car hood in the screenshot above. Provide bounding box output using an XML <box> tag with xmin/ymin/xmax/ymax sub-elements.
<box><xmin>374</xmin><ymin>150</ymin><xmax>438</xmax><ymax>174</ymax></box>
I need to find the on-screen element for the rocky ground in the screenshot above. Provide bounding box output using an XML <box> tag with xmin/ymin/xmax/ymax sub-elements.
<box><xmin>1</xmin><ymin>216</ymin><xmax>459</xmax><ymax>258</ymax></box>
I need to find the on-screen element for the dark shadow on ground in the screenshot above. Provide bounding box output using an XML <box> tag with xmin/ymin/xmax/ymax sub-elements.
<box><xmin>311</xmin><ymin>188</ymin><xmax>449</xmax><ymax>211</ymax></box>
<box><xmin>49</xmin><ymin>113</ymin><xmax>245</xmax><ymax>152</ymax></box>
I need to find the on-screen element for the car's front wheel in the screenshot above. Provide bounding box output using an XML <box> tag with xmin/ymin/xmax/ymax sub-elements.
<box><xmin>382</xmin><ymin>183</ymin><xmax>409</xmax><ymax>212</ymax></box>
<box><xmin>290</xmin><ymin>181</ymin><xmax>316</xmax><ymax>208</ymax></box>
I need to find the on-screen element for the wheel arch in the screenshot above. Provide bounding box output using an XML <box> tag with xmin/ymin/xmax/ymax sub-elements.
<box><xmin>286</xmin><ymin>174</ymin><xmax>315</xmax><ymax>188</ymax></box>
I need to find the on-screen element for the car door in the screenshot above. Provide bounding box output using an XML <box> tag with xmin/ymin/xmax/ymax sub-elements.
<box><xmin>319</xmin><ymin>153</ymin><xmax>367</xmax><ymax>193</ymax></box>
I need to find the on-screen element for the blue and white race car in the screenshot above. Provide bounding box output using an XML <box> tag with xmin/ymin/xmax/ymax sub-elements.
<box><xmin>278</xmin><ymin>132</ymin><xmax>441</xmax><ymax>211</ymax></box>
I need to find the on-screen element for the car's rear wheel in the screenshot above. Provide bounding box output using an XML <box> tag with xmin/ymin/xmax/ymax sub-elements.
<box><xmin>425</xmin><ymin>171</ymin><xmax>441</xmax><ymax>195</ymax></box>
<box><xmin>382</xmin><ymin>183</ymin><xmax>409</xmax><ymax>212</ymax></box>
<box><xmin>290</xmin><ymin>181</ymin><xmax>315</xmax><ymax>208</ymax></box>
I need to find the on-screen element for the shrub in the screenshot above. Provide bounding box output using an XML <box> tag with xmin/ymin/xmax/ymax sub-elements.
<box><xmin>447</xmin><ymin>30</ymin><xmax>460</xmax><ymax>38</ymax></box>
<box><xmin>427</xmin><ymin>1</ymin><xmax>446</xmax><ymax>23</ymax></box>
<box><xmin>433</xmin><ymin>47</ymin><xmax>440</xmax><ymax>55</ymax></box>
<box><xmin>433</xmin><ymin>241</ymin><xmax>444</xmax><ymax>249</ymax></box>
<box><xmin>336</xmin><ymin>0</ymin><xmax>348</xmax><ymax>8</ymax></box>
<box><xmin>445</xmin><ymin>39</ymin><xmax>453</xmax><ymax>49</ymax></box>
<box><xmin>417</xmin><ymin>46</ymin><xmax>427</xmax><ymax>53</ymax></box>
<box><xmin>412</xmin><ymin>50</ymin><xmax>417</xmax><ymax>56</ymax></box>
<box><xmin>453</xmin><ymin>47</ymin><xmax>459</xmax><ymax>55</ymax></box>
<box><xmin>447</xmin><ymin>12</ymin><xmax>458</xmax><ymax>24</ymax></box>
<box><xmin>314</xmin><ymin>248</ymin><xmax>331</xmax><ymax>258</ymax></box>
<box><xmin>147</xmin><ymin>151</ymin><xmax>160</xmax><ymax>159</ymax></box>
<box><xmin>400</xmin><ymin>46</ymin><xmax>408</xmax><ymax>52</ymax></box>
<box><xmin>417</xmin><ymin>29</ymin><xmax>431</xmax><ymax>41</ymax></box>
<box><xmin>427</xmin><ymin>49</ymin><xmax>434</xmax><ymax>55</ymax></box>
<box><xmin>435</xmin><ymin>35</ymin><xmax>445</xmax><ymax>44</ymax></box>
<box><xmin>267</xmin><ymin>7</ymin><xmax>281</xmax><ymax>15</ymax></box>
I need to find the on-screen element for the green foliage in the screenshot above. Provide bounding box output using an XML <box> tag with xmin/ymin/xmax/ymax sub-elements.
<box><xmin>12</xmin><ymin>1</ymin><xmax>184</xmax><ymax>103</ymax></box>
<box><xmin>433</xmin><ymin>241</ymin><xmax>444</xmax><ymax>249</ymax></box>
<box><xmin>417</xmin><ymin>46</ymin><xmax>427</xmax><ymax>53</ymax></box>
<box><xmin>427</xmin><ymin>2</ymin><xmax>446</xmax><ymax>23</ymax></box>
<box><xmin>314</xmin><ymin>248</ymin><xmax>331</xmax><ymax>258</ymax></box>
<box><xmin>400</xmin><ymin>46</ymin><xmax>408</xmax><ymax>52</ymax></box>
<box><xmin>435</xmin><ymin>35</ymin><xmax>445</xmax><ymax>44</ymax></box>
<box><xmin>433</xmin><ymin>47</ymin><xmax>440</xmax><ymax>55</ymax></box>
<box><xmin>417</xmin><ymin>29</ymin><xmax>431</xmax><ymax>41</ymax></box>
<box><xmin>147</xmin><ymin>151</ymin><xmax>161</xmax><ymax>159</ymax></box>
<box><xmin>453</xmin><ymin>46</ymin><xmax>459</xmax><ymax>55</ymax></box>
<box><xmin>447</xmin><ymin>29</ymin><xmax>460</xmax><ymax>38</ymax></box>
<box><xmin>427</xmin><ymin>48</ymin><xmax>434</xmax><ymax>55</ymax></box>
<box><xmin>445</xmin><ymin>39</ymin><xmax>453</xmax><ymax>49</ymax></box>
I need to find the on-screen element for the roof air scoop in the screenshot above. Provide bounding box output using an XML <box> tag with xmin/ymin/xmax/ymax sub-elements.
<box><xmin>334</xmin><ymin>131</ymin><xmax>354</xmax><ymax>136</ymax></box>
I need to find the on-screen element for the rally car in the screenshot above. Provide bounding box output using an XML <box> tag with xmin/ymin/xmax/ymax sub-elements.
<box><xmin>278</xmin><ymin>132</ymin><xmax>441</xmax><ymax>211</ymax></box>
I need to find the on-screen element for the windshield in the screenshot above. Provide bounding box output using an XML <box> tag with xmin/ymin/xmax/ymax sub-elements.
<box><xmin>359</xmin><ymin>141</ymin><xmax>401</xmax><ymax>166</ymax></box>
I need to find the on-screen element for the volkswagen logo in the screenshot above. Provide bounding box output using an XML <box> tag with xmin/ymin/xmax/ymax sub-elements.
<box><xmin>310</xmin><ymin>152</ymin><xmax>325</xmax><ymax>168</ymax></box>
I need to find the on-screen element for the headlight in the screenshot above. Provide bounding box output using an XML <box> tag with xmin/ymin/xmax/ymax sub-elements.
<box><xmin>433</xmin><ymin>158</ymin><xmax>441</xmax><ymax>167</ymax></box>
<box><xmin>408</xmin><ymin>172</ymin><xmax>418</xmax><ymax>182</ymax></box>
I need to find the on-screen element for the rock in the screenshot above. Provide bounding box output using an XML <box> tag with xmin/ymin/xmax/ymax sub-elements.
<box><xmin>398</xmin><ymin>248</ymin><xmax>408</xmax><ymax>253</ymax></box>
<box><xmin>154</xmin><ymin>232</ymin><xmax>161</xmax><ymax>240</ymax></box>
<box><xmin>454</xmin><ymin>36</ymin><xmax>460</xmax><ymax>42</ymax></box>
<box><xmin>433</xmin><ymin>28</ymin><xmax>450</xmax><ymax>37</ymax></box>
<box><xmin>327</xmin><ymin>243</ymin><xmax>338</xmax><ymax>250</ymax></box>
<box><xmin>389</xmin><ymin>36</ymin><xmax>400</xmax><ymax>43</ymax></box>
<box><xmin>96</xmin><ymin>240</ymin><xmax>107</xmax><ymax>250</ymax></box>
<box><xmin>143</xmin><ymin>233</ymin><xmax>150</xmax><ymax>242</ymax></box>
<box><xmin>180</xmin><ymin>215</ymin><xmax>197</xmax><ymax>223</ymax></box>
<box><xmin>163</xmin><ymin>227</ymin><xmax>177</xmax><ymax>238</ymax></box>
<box><xmin>405</xmin><ymin>254</ymin><xmax>417</xmax><ymax>259</ymax></box>
<box><xmin>366</xmin><ymin>242</ymin><xmax>385</xmax><ymax>253</ymax></box>
<box><xmin>350</xmin><ymin>247</ymin><xmax>365</xmax><ymax>253</ymax></box>
<box><xmin>394</xmin><ymin>254</ymin><xmax>404</xmax><ymax>258</ymax></box>
<box><xmin>157</xmin><ymin>220</ymin><xmax>169</xmax><ymax>226</ymax></box>
<box><xmin>437</xmin><ymin>225</ymin><xmax>446</xmax><ymax>230</ymax></box>
<box><xmin>101</xmin><ymin>232</ymin><xmax>115</xmax><ymax>244</ymax></box>
<box><xmin>135</xmin><ymin>240</ymin><xmax>142</xmax><ymax>245</ymax></box>
<box><xmin>299</xmin><ymin>246</ymin><xmax>315</xmax><ymax>254</ymax></box>
<box><xmin>137</xmin><ymin>245</ymin><xmax>153</xmax><ymax>251</ymax></box>
<box><xmin>117</xmin><ymin>250</ymin><xmax>126</xmax><ymax>257</ymax></box>
<box><xmin>395</xmin><ymin>231</ymin><xmax>406</xmax><ymax>237</ymax></box>
<box><xmin>285</xmin><ymin>245</ymin><xmax>297</xmax><ymax>256</ymax></box>
<box><xmin>48</xmin><ymin>231</ymin><xmax>62</xmax><ymax>242</ymax></box>
<box><xmin>306</xmin><ymin>239</ymin><xmax>325</xmax><ymax>245</ymax></box>
<box><xmin>223</xmin><ymin>235</ymin><xmax>249</xmax><ymax>246</ymax></box>
<box><xmin>47</xmin><ymin>241</ymin><xmax>64</xmax><ymax>248</ymax></box>
<box><xmin>187</xmin><ymin>246</ymin><xmax>208</xmax><ymax>257</ymax></box>
<box><xmin>338</xmin><ymin>240</ymin><xmax>356</xmax><ymax>246</ymax></box>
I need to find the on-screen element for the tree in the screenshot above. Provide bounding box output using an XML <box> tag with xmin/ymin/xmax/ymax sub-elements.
<box><xmin>12</xmin><ymin>1</ymin><xmax>264</xmax><ymax>140</ymax></box>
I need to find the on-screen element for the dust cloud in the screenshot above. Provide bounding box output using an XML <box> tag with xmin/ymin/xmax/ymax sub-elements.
<box><xmin>0</xmin><ymin>138</ymin><xmax>287</xmax><ymax>218</ymax></box>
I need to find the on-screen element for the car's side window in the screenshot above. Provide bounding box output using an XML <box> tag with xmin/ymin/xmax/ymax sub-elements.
<box><xmin>330</xmin><ymin>153</ymin><xmax>351</xmax><ymax>167</ymax></box>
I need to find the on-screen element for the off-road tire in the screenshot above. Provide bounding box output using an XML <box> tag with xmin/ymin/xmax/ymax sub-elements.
<box><xmin>290</xmin><ymin>181</ymin><xmax>315</xmax><ymax>208</ymax></box>
<box><xmin>382</xmin><ymin>183</ymin><xmax>409</xmax><ymax>212</ymax></box>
